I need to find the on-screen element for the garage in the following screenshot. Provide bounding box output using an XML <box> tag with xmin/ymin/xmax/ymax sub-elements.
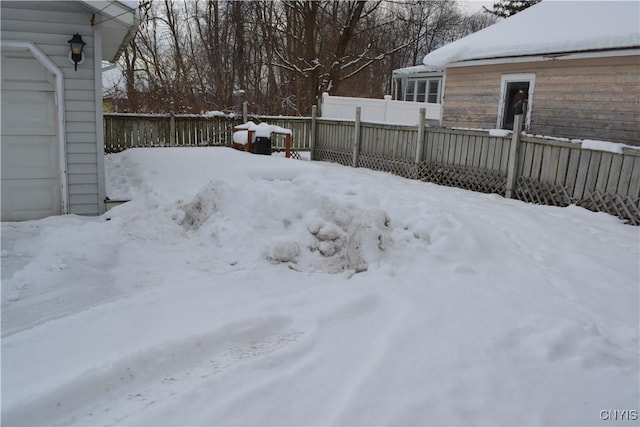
<box><xmin>1</xmin><ymin>0</ymin><xmax>140</xmax><ymax>221</ymax></box>
<box><xmin>1</xmin><ymin>48</ymin><xmax>63</xmax><ymax>221</ymax></box>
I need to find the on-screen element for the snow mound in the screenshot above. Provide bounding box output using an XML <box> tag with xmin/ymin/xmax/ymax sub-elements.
<box><xmin>176</xmin><ymin>181</ymin><xmax>221</xmax><ymax>230</ymax></box>
<box><xmin>306</xmin><ymin>206</ymin><xmax>392</xmax><ymax>274</ymax></box>
<box><xmin>266</xmin><ymin>240</ymin><xmax>300</xmax><ymax>263</ymax></box>
<box><xmin>170</xmin><ymin>178</ymin><xmax>393</xmax><ymax>275</ymax></box>
<box><xmin>271</xmin><ymin>203</ymin><xmax>393</xmax><ymax>275</ymax></box>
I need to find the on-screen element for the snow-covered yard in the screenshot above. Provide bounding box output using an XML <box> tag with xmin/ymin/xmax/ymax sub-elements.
<box><xmin>2</xmin><ymin>147</ymin><xmax>638</xmax><ymax>426</ymax></box>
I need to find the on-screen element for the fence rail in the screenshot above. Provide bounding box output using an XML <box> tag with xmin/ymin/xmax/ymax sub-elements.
<box><xmin>103</xmin><ymin>112</ymin><xmax>640</xmax><ymax>225</ymax></box>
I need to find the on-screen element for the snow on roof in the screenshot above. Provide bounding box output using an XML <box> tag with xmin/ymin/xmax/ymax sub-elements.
<box><xmin>392</xmin><ymin>64</ymin><xmax>443</xmax><ymax>76</ymax></box>
<box><xmin>423</xmin><ymin>0</ymin><xmax>640</xmax><ymax>67</ymax></box>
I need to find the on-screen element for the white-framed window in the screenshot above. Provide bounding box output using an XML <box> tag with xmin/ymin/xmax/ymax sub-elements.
<box><xmin>428</xmin><ymin>80</ymin><xmax>440</xmax><ymax>104</ymax></box>
<box><xmin>401</xmin><ymin>78</ymin><xmax>441</xmax><ymax>104</ymax></box>
<box><xmin>497</xmin><ymin>73</ymin><xmax>535</xmax><ymax>131</ymax></box>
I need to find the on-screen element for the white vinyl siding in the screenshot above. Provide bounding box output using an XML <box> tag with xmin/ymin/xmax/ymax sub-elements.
<box><xmin>1</xmin><ymin>4</ymin><xmax>101</xmax><ymax>216</ymax></box>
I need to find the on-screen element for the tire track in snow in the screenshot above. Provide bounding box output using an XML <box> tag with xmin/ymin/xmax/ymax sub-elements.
<box><xmin>326</xmin><ymin>296</ymin><xmax>410</xmax><ymax>425</ymax></box>
<box><xmin>1</xmin><ymin>314</ymin><xmax>302</xmax><ymax>426</ymax></box>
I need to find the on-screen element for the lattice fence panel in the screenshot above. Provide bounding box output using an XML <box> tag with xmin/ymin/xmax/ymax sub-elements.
<box><xmin>514</xmin><ymin>176</ymin><xmax>572</xmax><ymax>207</ymax></box>
<box><xmin>358</xmin><ymin>154</ymin><xmax>415</xmax><ymax>179</ymax></box>
<box><xmin>271</xmin><ymin>147</ymin><xmax>302</xmax><ymax>159</ymax></box>
<box><xmin>416</xmin><ymin>162</ymin><xmax>507</xmax><ymax>195</ymax></box>
<box><xmin>314</xmin><ymin>149</ymin><xmax>353</xmax><ymax>167</ymax></box>
<box><xmin>578</xmin><ymin>191</ymin><xmax>640</xmax><ymax>226</ymax></box>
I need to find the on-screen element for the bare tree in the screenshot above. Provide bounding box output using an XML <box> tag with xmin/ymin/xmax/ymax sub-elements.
<box><xmin>117</xmin><ymin>0</ymin><xmax>497</xmax><ymax>115</ymax></box>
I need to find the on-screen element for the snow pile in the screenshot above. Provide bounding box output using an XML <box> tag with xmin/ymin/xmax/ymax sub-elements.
<box><xmin>174</xmin><ymin>179</ymin><xmax>392</xmax><ymax>274</ymax></box>
<box><xmin>2</xmin><ymin>147</ymin><xmax>638</xmax><ymax>426</ymax></box>
<box><xmin>264</xmin><ymin>202</ymin><xmax>392</xmax><ymax>274</ymax></box>
<box><xmin>232</xmin><ymin>130</ymin><xmax>250</xmax><ymax>145</ymax></box>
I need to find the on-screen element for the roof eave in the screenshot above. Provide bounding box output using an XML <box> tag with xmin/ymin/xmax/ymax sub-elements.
<box><xmin>109</xmin><ymin>11</ymin><xmax>140</xmax><ymax>62</ymax></box>
<box><xmin>77</xmin><ymin>1</ymin><xmax>140</xmax><ymax>62</ymax></box>
<box><xmin>445</xmin><ymin>47</ymin><xmax>640</xmax><ymax>68</ymax></box>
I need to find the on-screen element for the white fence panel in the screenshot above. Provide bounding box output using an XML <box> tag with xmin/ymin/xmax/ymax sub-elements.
<box><xmin>320</xmin><ymin>93</ymin><xmax>441</xmax><ymax>126</ymax></box>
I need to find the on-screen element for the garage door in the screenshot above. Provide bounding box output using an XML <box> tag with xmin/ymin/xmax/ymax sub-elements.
<box><xmin>1</xmin><ymin>48</ymin><xmax>62</xmax><ymax>221</ymax></box>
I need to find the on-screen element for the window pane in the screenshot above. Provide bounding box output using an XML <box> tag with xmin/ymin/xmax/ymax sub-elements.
<box><xmin>416</xmin><ymin>81</ymin><xmax>427</xmax><ymax>103</ymax></box>
<box><xmin>404</xmin><ymin>81</ymin><xmax>415</xmax><ymax>101</ymax></box>
<box><xmin>427</xmin><ymin>80</ymin><xmax>439</xmax><ymax>103</ymax></box>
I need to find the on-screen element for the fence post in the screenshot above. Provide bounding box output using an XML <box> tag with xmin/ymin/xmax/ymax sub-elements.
<box><xmin>310</xmin><ymin>105</ymin><xmax>317</xmax><ymax>161</ymax></box>
<box><xmin>415</xmin><ymin>107</ymin><xmax>426</xmax><ymax>164</ymax></box>
<box><xmin>353</xmin><ymin>106</ymin><xmax>361</xmax><ymax>168</ymax></box>
<box><xmin>383</xmin><ymin>95</ymin><xmax>392</xmax><ymax>122</ymax></box>
<box><xmin>413</xmin><ymin>107</ymin><xmax>426</xmax><ymax>179</ymax></box>
<box><xmin>242</xmin><ymin>101</ymin><xmax>248</xmax><ymax>123</ymax></box>
<box><xmin>169</xmin><ymin>101</ymin><xmax>176</xmax><ymax>146</ymax></box>
<box><xmin>506</xmin><ymin>113</ymin><xmax>523</xmax><ymax>199</ymax></box>
<box><xmin>285</xmin><ymin>134</ymin><xmax>292</xmax><ymax>158</ymax></box>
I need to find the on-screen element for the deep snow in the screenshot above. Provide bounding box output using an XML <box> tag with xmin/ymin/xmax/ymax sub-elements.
<box><xmin>2</xmin><ymin>147</ymin><xmax>639</xmax><ymax>426</ymax></box>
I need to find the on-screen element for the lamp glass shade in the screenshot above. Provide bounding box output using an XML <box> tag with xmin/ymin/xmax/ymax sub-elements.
<box><xmin>68</xmin><ymin>33</ymin><xmax>86</xmax><ymax>55</ymax></box>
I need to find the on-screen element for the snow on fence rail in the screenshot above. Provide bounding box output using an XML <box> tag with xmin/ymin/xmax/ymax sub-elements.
<box><xmin>103</xmin><ymin>112</ymin><xmax>640</xmax><ymax>224</ymax></box>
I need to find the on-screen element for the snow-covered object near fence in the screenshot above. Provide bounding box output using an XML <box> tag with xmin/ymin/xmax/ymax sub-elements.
<box><xmin>236</xmin><ymin>121</ymin><xmax>292</xmax><ymax>136</ymax></box>
<box><xmin>233</xmin><ymin>121</ymin><xmax>293</xmax><ymax>145</ymax></box>
<box><xmin>232</xmin><ymin>130</ymin><xmax>250</xmax><ymax>145</ymax></box>
<box><xmin>423</xmin><ymin>0</ymin><xmax>640</xmax><ymax>67</ymax></box>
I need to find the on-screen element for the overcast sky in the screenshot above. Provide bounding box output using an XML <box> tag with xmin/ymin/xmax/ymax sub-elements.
<box><xmin>459</xmin><ymin>0</ymin><xmax>495</xmax><ymax>13</ymax></box>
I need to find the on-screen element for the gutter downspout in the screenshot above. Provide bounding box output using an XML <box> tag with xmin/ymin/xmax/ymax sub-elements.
<box><xmin>93</xmin><ymin>19</ymin><xmax>107</xmax><ymax>215</ymax></box>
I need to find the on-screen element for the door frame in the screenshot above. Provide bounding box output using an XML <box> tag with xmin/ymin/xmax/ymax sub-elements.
<box><xmin>2</xmin><ymin>41</ymin><xmax>68</xmax><ymax>214</ymax></box>
<box><xmin>497</xmin><ymin>73</ymin><xmax>535</xmax><ymax>132</ymax></box>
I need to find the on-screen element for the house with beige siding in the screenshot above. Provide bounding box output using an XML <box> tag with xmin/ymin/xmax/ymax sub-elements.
<box><xmin>1</xmin><ymin>1</ymin><xmax>139</xmax><ymax>221</ymax></box>
<box><xmin>423</xmin><ymin>0</ymin><xmax>640</xmax><ymax>146</ymax></box>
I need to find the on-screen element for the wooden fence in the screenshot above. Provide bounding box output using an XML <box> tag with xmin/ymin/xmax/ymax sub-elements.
<box><xmin>103</xmin><ymin>112</ymin><xmax>640</xmax><ymax>225</ymax></box>
<box><xmin>104</xmin><ymin>113</ymin><xmax>240</xmax><ymax>152</ymax></box>
<box><xmin>313</xmin><ymin>112</ymin><xmax>640</xmax><ymax>225</ymax></box>
<box><xmin>103</xmin><ymin>113</ymin><xmax>312</xmax><ymax>153</ymax></box>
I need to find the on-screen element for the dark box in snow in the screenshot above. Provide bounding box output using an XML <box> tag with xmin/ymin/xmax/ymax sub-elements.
<box><xmin>253</xmin><ymin>136</ymin><xmax>272</xmax><ymax>155</ymax></box>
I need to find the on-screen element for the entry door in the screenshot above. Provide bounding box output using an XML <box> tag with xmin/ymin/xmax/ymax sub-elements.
<box><xmin>501</xmin><ymin>81</ymin><xmax>529</xmax><ymax>130</ymax></box>
<box><xmin>498</xmin><ymin>73</ymin><xmax>535</xmax><ymax>131</ymax></box>
<box><xmin>1</xmin><ymin>48</ymin><xmax>61</xmax><ymax>221</ymax></box>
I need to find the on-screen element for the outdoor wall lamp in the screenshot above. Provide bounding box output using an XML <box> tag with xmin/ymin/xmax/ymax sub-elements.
<box><xmin>68</xmin><ymin>33</ymin><xmax>86</xmax><ymax>71</ymax></box>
